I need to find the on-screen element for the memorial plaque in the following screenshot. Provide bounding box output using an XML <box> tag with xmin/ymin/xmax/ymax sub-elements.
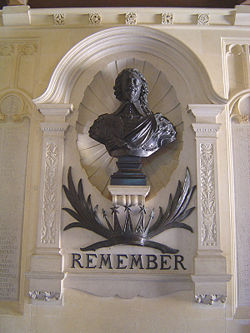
<box><xmin>0</xmin><ymin>119</ymin><xmax>29</xmax><ymax>300</ymax></box>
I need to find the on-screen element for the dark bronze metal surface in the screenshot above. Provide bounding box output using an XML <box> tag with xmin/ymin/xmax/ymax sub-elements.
<box><xmin>63</xmin><ymin>167</ymin><xmax>195</xmax><ymax>253</ymax></box>
<box><xmin>110</xmin><ymin>156</ymin><xmax>147</xmax><ymax>185</ymax></box>
<box><xmin>89</xmin><ymin>68</ymin><xmax>176</xmax><ymax>158</ymax></box>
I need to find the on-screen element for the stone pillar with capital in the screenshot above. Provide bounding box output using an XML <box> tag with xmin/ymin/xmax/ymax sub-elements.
<box><xmin>189</xmin><ymin>104</ymin><xmax>231</xmax><ymax>305</ymax></box>
<box><xmin>26</xmin><ymin>103</ymin><xmax>72</xmax><ymax>305</ymax></box>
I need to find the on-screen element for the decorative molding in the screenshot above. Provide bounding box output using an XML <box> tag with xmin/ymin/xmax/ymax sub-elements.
<box><xmin>29</xmin><ymin>290</ymin><xmax>61</xmax><ymax>301</ymax></box>
<box><xmin>40</xmin><ymin>123</ymin><xmax>69</xmax><ymax>133</ymax></box>
<box><xmin>12</xmin><ymin>112</ymin><xmax>29</xmax><ymax>121</ymax></box>
<box><xmin>188</xmin><ymin>104</ymin><xmax>225</xmax><ymax>123</ymax></box>
<box><xmin>200</xmin><ymin>143</ymin><xmax>217</xmax><ymax>247</ymax></box>
<box><xmin>125</xmin><ymin>12</ymin><xmax>137</xmax><ymax>25</ymax></box>
<box><xmin>17</xmin><ymin>42</ymin><xmax>38</xmax><ymax>55</ymax></box>
<box><xmin>197</xmin><ymin>13</ymin><xmax>210</xmax><ymax>25</ymax></box>
<box><xmin>161</xmin><ymin>13</ymin><xmax>173</xmax><ymax>24</ymax></box>
<box><xmin>36</xmin><ymin>103</ymin><xmax>73</xmax><ymax>118</ymax></box>
<box><xmin>64</xmin><ymin>272</ymin><xmax>192</xmax><ymax>298</ymax></box>
<box><xmin>228</xmin><ymin>90</ymin><xmax>250</xmax><ymax>123</ymax></box>
<box><xmin>108</xmin><ymin>185</ymin><xmax>150</xmax><ymax>206</ymax></box>
<box><xmin>53</xmin><ymin>13</ymin><xmax>65</xmax><ymax>25</ymax></box>
<box><xmin>192</xmin><ymin>124</ymin><xmax>221</xmax><ymax>137</ymax></box>
<box><xmin>195</xmin><ymin>294</ymin><xmax>226</xmax><ymax>305</ymax></box>
<box><xmin>33</xmin><ymin>26</ymin><xmax>226</xmax><ymax>105</ymax></box>
<box><xmin>89</xmin><ymin>13</ymin><xmax>102</xmax><ymax>25</ymax></box>
<box><xmin>41</xmin><ymin>142</ymin><xmax>58</xmax><ymax>244</ymax></box>
<box><xmin>226</xmin><ymin>44</ymin><xmax>248</xmax><ymax>55</ymax></box>
<box><xmin>0</xmin><ymin>93</ymin><xmax>30</xmax><ymax>122</ymax></box>
<box><xmin>1</xmin><ymin>7</ymin><xmax>245</xmax><ymax>27</ymax></box>
<box><xmin>0</xmin><ymin>42</ymin><xmax>14</xmax><ymax>56</ymax></box>
<box><xmin>222</xmin><ymin>38</ymin><xmax>250</xmax><ymax>98</ymax></box>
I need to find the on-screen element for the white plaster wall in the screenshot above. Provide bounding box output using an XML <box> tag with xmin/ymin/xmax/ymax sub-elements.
<box><xmin>0</xmin><ymin>6</ymin><xmax>249</xmax><ymax>332</ymax></box>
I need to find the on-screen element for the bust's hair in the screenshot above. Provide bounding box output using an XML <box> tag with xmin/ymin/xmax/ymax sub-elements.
<box><xmin>113</xmin><ymin>68</ymin><xmax>149</xmax><ymax>108</ymax></box>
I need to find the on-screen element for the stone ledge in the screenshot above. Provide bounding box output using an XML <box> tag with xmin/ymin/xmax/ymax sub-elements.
<box><xmin>1</xmin><ymin>5</ymin><xmax>249</xmax><ymax>27</ymax></box>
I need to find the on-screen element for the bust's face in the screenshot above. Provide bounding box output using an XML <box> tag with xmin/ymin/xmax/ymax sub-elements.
<box><xmin>121</xmin><ymin>71</ymin><xmax>142</xmax><ymax>103</ymax></box>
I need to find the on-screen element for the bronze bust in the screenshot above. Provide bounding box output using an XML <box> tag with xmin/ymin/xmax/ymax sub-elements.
<box><xmin>89</xmin><ymin>68</ymin><xmax>176</xmax><ymax>158</ymax></box>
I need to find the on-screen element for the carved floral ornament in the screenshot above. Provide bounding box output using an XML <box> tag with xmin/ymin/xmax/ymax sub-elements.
<box><xmin>0</xmin><ymin>41</ymin><xmax>38</xmax><ymax>56</ymax></box>
<box><xmin>29</xmin><ymin>290</ymin><xmax>60</xmax><ymax>301</ymax></box>
<box><xmin>200</xmin><ymin>143</ymin><xmax>217</xmax><ymax>247</ymax></box>
<box><xmin>226</xmin><ymin>43</ymin><xmax>249</xmax><ymax>56</ymax></box>
<box><xmin>53</xmin><ymin>13</ymin><xmax>65</xmax><ymax>25</ymax></box>
<box><xmin>125</xmin><ymin>12</ymin><xmax>137</xmax><ymax>25</ymax></box>
<box><xmin>229</xmin><ymin>90</ymin><xmax>250</xmax><ymax>123</ymax></box>
<box><xmin>41</xmin><ymin>142</ymin><xmax>58</xmax><ymax>244</ymax></box>
<box><xmin>89</xmin><ymin>13</ymin><xmax>102</xmax><ymax>25</ymax></box>
<box><xmin>0</xmin><ymin>93</ymin><xmax>30</xmax><ymax>122</ymax></box>
<box><xmin>0</xmin><ymin>42</ymin><xmax>14</xmax><ymax>56</ymax></box>
<box><xmin>195</xmin><ymin>294</ymin><xmax>226</xmax><ymax>305</ymax></box>
<box><xmin>197</xmin><ymin>13</ymin><xmax>210</xmax><ymax>25</ymax></box>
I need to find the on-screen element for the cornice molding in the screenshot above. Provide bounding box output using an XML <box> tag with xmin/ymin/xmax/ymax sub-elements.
<box><xmin>1</xmin><ymin>6</ymin><xmax>249</xmax><ymax>27</ymax></box>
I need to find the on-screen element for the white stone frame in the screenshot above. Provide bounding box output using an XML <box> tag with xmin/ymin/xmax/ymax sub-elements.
<box><xmin>28</xmin><ymin>26</ymin><xmax>230</xmax><ymax>303</ymax></box>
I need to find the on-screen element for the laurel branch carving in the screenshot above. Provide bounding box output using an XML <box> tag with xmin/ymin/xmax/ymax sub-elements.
<box><xmin>200</xmin><ymin>143</ymin><xmax>217</xmax><ymax>246</ymax></box>
<box><xmin>41</xmin><ymin>143</ymin><xmax>58</xmax><ymax>244</ymax></box>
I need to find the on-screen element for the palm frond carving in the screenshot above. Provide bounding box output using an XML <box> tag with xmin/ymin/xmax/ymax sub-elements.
<box><xmin>63</xmin><ymin>167</ymin><xmax>195</xmax><ymax>253</ymax></box>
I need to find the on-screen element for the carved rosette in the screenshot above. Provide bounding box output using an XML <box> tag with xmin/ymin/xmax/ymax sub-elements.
<box><xmin>89</xmin><ymin>13</ymin><xmax>102</xmax><ymax>25</ymax></box>
<box><xmin>162</xmin><ymin>13</ymin><xmax>173</xmax><ymax>25</ymax></box>
<box><xmin>197</xmin><ymin>14</ymin><xmax>209</xmax><ymax>25</ymax></box>
<box><xmin>125</xmin><ymin>12</ymin><xmax>137</xmax><ymax>25</ymax></box>
<box><xmin>41</xmin><ymin>142</ymin><xmax>58</xmax><ymax>244</ymax></box>
<box><xmin>200</xmin><ymin>143</ymin><xmax>217</xmax><ymax>247</ymax></box>
<box><xmin>53</xmin><ymin>13</ymin><xmax>65</xmax><ymax>25</ymax></box>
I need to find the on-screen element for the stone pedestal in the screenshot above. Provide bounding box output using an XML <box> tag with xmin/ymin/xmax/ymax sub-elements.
<box><xmin>110</xmin><ymin>156</ymin><xmax>147</xmax><ymax>186</ymax></box>
<box><xmin>108</xmin><ymin>185</ymin><xmax>150</xmax><ymax>206</ymax></box>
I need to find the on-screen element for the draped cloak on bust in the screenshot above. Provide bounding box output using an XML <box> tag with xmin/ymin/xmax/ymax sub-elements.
<box><xmin>89</xmin><ymin>100</ymin><xmax>176</xmax><ymax>158</ymax></box>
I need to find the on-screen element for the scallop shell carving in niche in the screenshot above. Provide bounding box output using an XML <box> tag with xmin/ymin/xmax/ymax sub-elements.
<box><xmin>77</xmin><ymin>58</ymin><xmax>183</xmax><ymax>200</ymax></box>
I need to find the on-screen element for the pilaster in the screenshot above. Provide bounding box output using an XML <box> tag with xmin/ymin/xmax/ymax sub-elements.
<box><xmin>26</xmin><ymin>103</ymin><xmax>72</xmax><ymax>305</ymax></box>
<box><xmin>189</xmin><ymin>104</ymin><xmax>231</xmax><ymax>305</ymax></box>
